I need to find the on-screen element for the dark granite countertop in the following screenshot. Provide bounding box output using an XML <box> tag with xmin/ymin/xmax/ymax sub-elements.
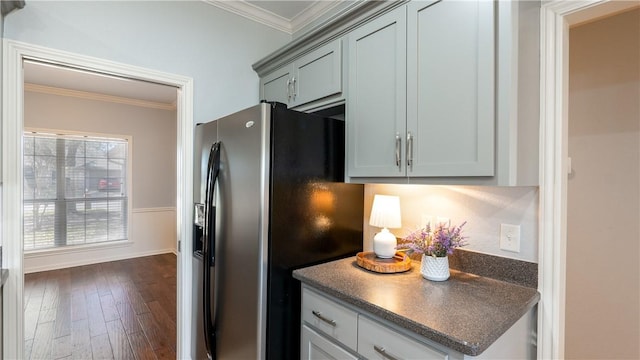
<box><xmin>293</xmin><ymin>257</ymin><xmax>540</xmax><ymax>356</ymax></box>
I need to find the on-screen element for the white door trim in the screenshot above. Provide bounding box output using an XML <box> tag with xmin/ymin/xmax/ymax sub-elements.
<box><xmin>538</xmin><ymin>1</ymin><xmax>637</xmax><ymax>359</ymax></box>
<box><xmin>2</xmin><ymin>40</ymin><xmax>194</xmax><ymax>359</ymax></box>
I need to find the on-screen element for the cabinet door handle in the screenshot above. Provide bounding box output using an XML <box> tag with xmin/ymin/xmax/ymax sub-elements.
<box><xmin>291</xmin><ymin>77</ymin><xmax>297</xmax><ymax>100</ymax></box>
<box><xmin>311</xmin><ymin>310</ymin><xmax>336</xmax><ymax>327</ymax></box>
<box><xmin>286</xmin><ymin>79</ymin><xmax>291</xmax><ymax>101</ymax></box>
<box><xmin>407</xmin><ymin>132</ymin><xmax>414</xmax><ymax>170</ymax></box>
<box><xmin>374</xmin><ymin>345</ymin><xmax>401</xmax><ymax>360</ymax></box>
<box><xmin>395</xmin><ymin>134</ymin><xmax>402</xmax><ymax>170</ymax></box>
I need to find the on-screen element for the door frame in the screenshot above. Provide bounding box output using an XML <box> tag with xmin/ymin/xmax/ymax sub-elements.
<box><xmin>2</xmin><ymin>40</ymin><xmax>194</xmax><ymax>359</ymax></box>
<box><xmin>538</xmin><ymin>1</ymin><xmax>638</xmax><ymax>358</ymax></box>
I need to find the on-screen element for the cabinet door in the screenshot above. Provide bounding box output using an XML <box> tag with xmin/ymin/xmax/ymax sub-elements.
<box><xmin>293</xmin><ymin>40</ymin><xmax>342</xmax><ymax>107</ymax></box>
<box><xmin>301</xmin><ymin>325</ymin><xmax>358</xmax><ymax>360</ymax></box>
<box><xmin>347</xmin><ymin>6</ymin><xmax>407</xmax><ymax>177</ymax></box>
<box><xmin>358</xmin><ymin>316</ymin><xmax>448</xmax><ymax>360</ymax></box>
<box><xmin>261</xmin><ymin>64</ymin><xmax>293</xmax><ymax>105</ymax></box>
<box><xmin>407</xmin><ymin>0</ymin><xmax>495</xmax><ymax>176</ymax></box>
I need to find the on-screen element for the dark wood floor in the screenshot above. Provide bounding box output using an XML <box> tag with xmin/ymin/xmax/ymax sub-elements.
<box><xmin>24</xmin><ymin>253</ymin><xmax>177</xmax><ymax>360</ymax></box>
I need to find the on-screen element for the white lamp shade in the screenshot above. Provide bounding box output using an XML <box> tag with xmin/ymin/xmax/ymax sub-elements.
<box><xmin>369</xmin><ymin>195</ymin><xmax>402</xmax><ymax>229</ymax></box>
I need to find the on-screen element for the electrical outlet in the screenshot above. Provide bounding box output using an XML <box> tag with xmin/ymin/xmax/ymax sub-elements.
<box><xmin>421</xmin><ymin>214</ymin><xmax>433</xmax><ymax>228</ymax></box>
<box><xmin>437</xmin><ymin>217</ymin><xmax>450</xmax><ymax>227</ymax></box>
<box><xmin>500</xmin><ymin>224</ymin><xmax>521</xmax><ymax>253</ymax></box>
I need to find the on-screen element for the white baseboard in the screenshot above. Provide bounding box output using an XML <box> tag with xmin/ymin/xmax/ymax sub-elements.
<box><xmin>132</xmin><ymin>207</ymin><xmax>177</xmax><ymax>213</ymax></box>
<box><xmin>24</xmin><ymin>248</ymin><xmax>176</xmax><ymax>273</ymax></box>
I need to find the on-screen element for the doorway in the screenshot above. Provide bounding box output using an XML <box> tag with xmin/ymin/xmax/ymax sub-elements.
<box><xmin>2</xmin><ymin>41</ymin><xmax>194</xmax><ymax>359</ymax></box>
<box><xmin>21</xmin><ymin>60</ymin><xmax>179</xmax><ymax>358</ymax></box>
<box><xmin>565</xmin><ymin>7</ymin><xmax>639</xmax><ymax>359</ymax></box>
<box><xmin>538</xmin><ymin>1</ymin><xmax>639</xmax><ymax>359</ymax></box>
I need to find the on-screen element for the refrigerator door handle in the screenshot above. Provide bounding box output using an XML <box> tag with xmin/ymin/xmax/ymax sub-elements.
<box><xmin>203</xmin><ymin>141</ymin><xmax>221</xmax><ymax>360</ymax></box>
<box><xmin>205</xmin><ymin>141</ymin><xmax>220</xmax><ymax>266</ymax></box>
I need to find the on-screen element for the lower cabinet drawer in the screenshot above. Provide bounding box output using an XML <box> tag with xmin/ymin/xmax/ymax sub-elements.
<box><xmin>358</xmin><ymin>316</ymin><xmax>449</xmax><ymax>360</ymax></box>
<box><xmin>301</xmin><ymin>325</ymin><xmax>359</xmax><ymax>360</ymax></box>
<box><xmin>302</xmin><ymin>287</ymin><xmax>358</xmax><ymax>350</ymax></box>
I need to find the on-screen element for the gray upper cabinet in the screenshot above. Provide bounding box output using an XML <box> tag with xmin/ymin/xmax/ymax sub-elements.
<box><xmin>254</xmin><ymin>0</ymin><xmax>539</xmax><ymax>186</ymax></box>
<box><xmin>347</xmin><ymin>0</ymin><xmax>495</xmax><ymax>179</ymax></box>
<box><xmin>262</xmin><ymin>65</ymin><xmax>293</xmax><ymax>105</ymax></box>
<box><xmin>295</xmin><ymin>40</ymin><xmax>342</xmax><ymax>106</ymax></box>
<box><xmin>260</xmin><ymin>39</ymin><xmax>342</xmax><ymax>109</ymax></box>
<box><xmin>346</xmin><ymin>6</ymin><xmax>407</xmax><ymax>177</ymax></box>
<box><xmin>407</xmin><ymin>0</ymin><xmax>495</xmax><ymax>177</ymax></box>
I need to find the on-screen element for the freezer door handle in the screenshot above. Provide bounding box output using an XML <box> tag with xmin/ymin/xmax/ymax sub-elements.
<box><xmin>204</xmin><ymin>142</ymin><xmax>220</xmax><ymax>267</ymax></box>
<box><xmin>203</xmin><ymin>141</ymin><xmax>221</xmax><ymax>359</ymax></box>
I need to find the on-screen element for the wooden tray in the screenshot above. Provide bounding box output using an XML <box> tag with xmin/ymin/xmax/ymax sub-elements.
<box><xmin>356</xmin><ymin>251</ymin><xmax>411</xmax><ymax>273</ymax></box>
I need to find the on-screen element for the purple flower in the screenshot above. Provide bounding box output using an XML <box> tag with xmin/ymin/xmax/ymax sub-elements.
<box><xmin>397</xmin><ymin>221</ymin><xmax>468</xmax><ymax>257</ymax></box>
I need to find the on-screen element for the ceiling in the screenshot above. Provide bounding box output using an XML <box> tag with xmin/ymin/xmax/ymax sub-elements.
<box><xmin>247</xmin><ymin>0</ymin><xmax>319</xmax><ymax>20</ymax></box>
<box><xmin>24</xmin><ymin>60</ymin><xmax>179</xmax><ymax>105</ymax></box>
<box><xmin>207</xmin><ymin>0</ymin><xmax>345</xmax><ymax>34</ymax></box>
<box><xmin>23</xmin><ymin>1</ymin><xmax>338</xmax><ymax>104</ymax></box>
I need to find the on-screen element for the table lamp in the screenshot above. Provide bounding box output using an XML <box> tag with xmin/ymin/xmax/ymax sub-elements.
<box><xmin>369</xmin><ymin>194</ymin><xmax>402</xmax><ymax>258</ymax></box>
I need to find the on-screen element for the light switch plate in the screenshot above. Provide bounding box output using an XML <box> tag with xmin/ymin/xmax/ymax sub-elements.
<box><xmin>500</xmin><ymin>224</ymin><xmax>521</xmax><ymax>253</ymax></box>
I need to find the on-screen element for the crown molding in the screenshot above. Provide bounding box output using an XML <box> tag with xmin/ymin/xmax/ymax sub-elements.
<box><xmin>290</xmin><ymin>1</ymin><xmax>345</xmax><ymax>34</ymax></box>
<box><xmin>203</xmin><ymin>0</ymin><xmax>347</xmax><ymax>34</ymax></box>
<box><xmin>24</xmin><ymin>83</ymin><xmax>177</xmax><ymax>111</ymax></box>
<box><xmin>204</xmin><ymin>0</ymin><xmax>292</xmax><ymax>33</ymax></box>
<box><xmin>252</xmin><ymin>1</ymin><xmax>403</xmax><ymax>76</ymax></box>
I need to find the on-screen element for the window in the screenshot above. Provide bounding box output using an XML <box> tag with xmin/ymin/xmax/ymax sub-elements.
<box><xmin>23</xmin><ymin>131</ymin><xmax>129</xmax><ymax>251</ymax></box>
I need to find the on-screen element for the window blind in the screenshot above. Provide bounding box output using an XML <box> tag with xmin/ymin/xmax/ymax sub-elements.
<box><xmin>23</xmin><ymin>132</ymin><xmax>129</xmax><ymax>251</ymax></box>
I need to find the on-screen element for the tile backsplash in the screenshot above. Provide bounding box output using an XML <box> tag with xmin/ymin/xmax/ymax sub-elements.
<box><xmin>364</xmin><ymin>184</ymin><xmax>539</xmax><ymax>263</ymax></box>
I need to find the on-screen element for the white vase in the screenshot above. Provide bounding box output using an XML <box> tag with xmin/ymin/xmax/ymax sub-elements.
<box><xmin>420</xmin><ymin>254</ymin><xmax>450</xmax><ymax>281</ymax></box>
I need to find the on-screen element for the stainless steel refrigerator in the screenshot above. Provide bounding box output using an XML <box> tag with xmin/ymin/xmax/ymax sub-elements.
<box><xmin>192</xmin><ymin>102</ymin><xmax>364</xmax><ymax>359</ymax></box>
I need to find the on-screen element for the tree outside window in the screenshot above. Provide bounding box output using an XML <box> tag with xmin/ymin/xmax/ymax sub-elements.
<box><xmin>23</xmin><ymin>132</ymin><xmax>129</xmax><ymax>251</ymax></box>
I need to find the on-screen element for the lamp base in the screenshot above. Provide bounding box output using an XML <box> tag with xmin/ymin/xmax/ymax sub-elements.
<box><xmin>373</xmin><ymin>228</ymin><xmax>397</xmax><ymax>258</ymax></box>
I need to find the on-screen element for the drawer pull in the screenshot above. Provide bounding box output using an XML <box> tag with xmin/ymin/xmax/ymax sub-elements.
<box><xmin>311</xmin><ymin>310</ymin><xmax>337</xmax><ymax>327</ymax></box>
<box><xmin>374</xmin><ymin>345</ymin><xmax>400</xmax><ymax>360</ymax></box>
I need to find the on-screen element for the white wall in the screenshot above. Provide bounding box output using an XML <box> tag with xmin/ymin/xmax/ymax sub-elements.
<box><xmin>25</xmin><ymin>91</ymin><xmax>176</xmax><ymax>209</ymax></box>
<box><xmin>4</xmin><ymin>1</ymin><xmax>291</xmax><ymax>123</ymax></box>
<box><xmin>364</xmin><ymin>184</ymin><xmax>538</xmax><ymax>262</ymax></box>
<box><xmin>23</xmin><ymin>90</ymin><xmax>178</xmax><ymax>272</ymax></box>
<box><xmin>3</xmin><ymin>0</ymin><xmax>290</xmax><ymax>268</ymax></box>
<box><xmin>566</xmin><ymin>8</ymin><xmax>639</xmax><ymax>359</ymax></box>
